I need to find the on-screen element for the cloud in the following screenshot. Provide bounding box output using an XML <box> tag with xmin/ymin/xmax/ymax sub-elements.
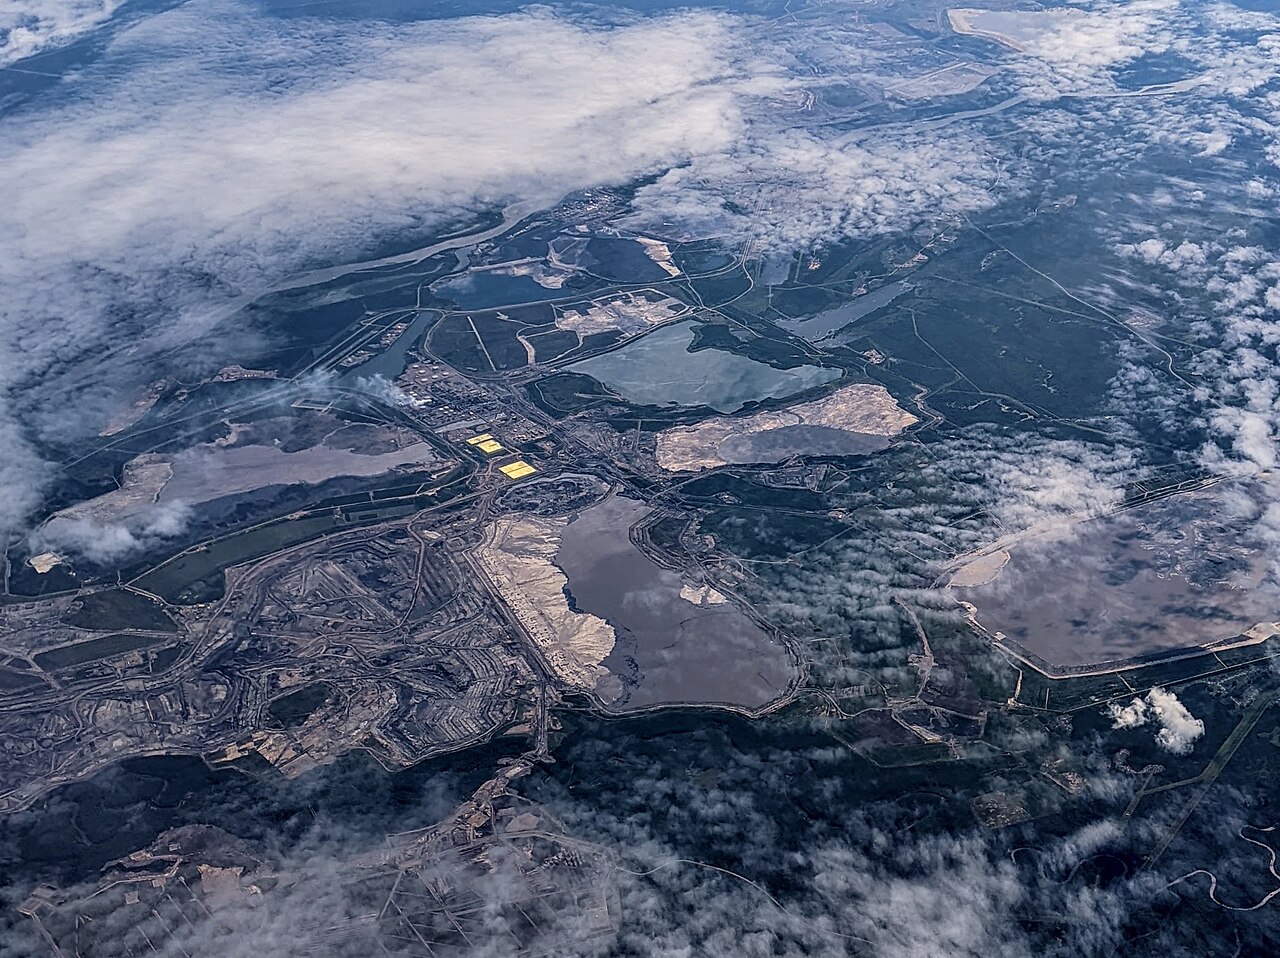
<box><xmin>0</xmin><ymin>0</ymin><xmax>1061</xmax><ymax>534</ymax></box>
<box><xmin>1</xmin><ymin>1</ymin><xmax>747</xmax><ymax>307</ymax></box>
<box><xmin>0</xmin><ymin>758</ymin><xmax>474</xmax><ymax>958</ymax></box>
<box><xmin>520</xmin><ymin>724</ymin><xmax>1187</xmax><ymax>958</ymax></box>
<box><xmin>0</xmin><ymin>0</ymin><xmax>124</xmax><ymax>66</ymax></box>
<box><xmin>1109</xmin><ymin>687</ymin><xmax>1205</xmax><ymax>755</ymax></box>
<box><xmin>0</xmin><ymin>1</ymin><xmax>757</xmax><ymax>530</ymax></box>
<box><xmin>983</xmin><ymin>439</ymin><xmax>1136</xmax><ymax>534</ymax></box>
<box><xmin>627</xmin><ymin>127</ymin><xmax>1003</xmax><ymax>253</ymax></box>
<box><xmin>1105</xmin><ymin>244</ymin><xmax>1280</xmax><ymax>574</ymax></box>
<box><xmin>945</xmin><ymin>0</ymin><xmax>1185</xmax><ymax>100</ymax></box>
<box><xmin>30</xmin><ymin>499</ymin><xmax>191</xmax><ymax>564</ymax></box>
<box><xmin>0</xmin><ymin>668</ymin><xmax>1254</xmax><ymax>958</ymax></box>
<box><xmin>2</xmin><ymin>0</ymin><xmax>1274</xmax><ymax>566</ymax></box>
<box><xmin>1145</xmin><ymin>687</ymin><xmax>1207</xmax><ymax>755</ymax></box>
<box><xmin>1009</xmin><ymin>1</ymin><xmax>1178</xmax><ymax>70</ymax></box>
<box><xmin>745</xmin><ymin>428</ymin><xmax>1142</xmax><ymax>691</ymax></box>
<box><xmin>1117</xmin><ymin>238</ymin><xmax>1210</xmax><ymax>273</ymax></box>
<box><xmin>1109</xmin><ymin>697</ymin><xmax>1150</xmax><ymax>729</ymax></box>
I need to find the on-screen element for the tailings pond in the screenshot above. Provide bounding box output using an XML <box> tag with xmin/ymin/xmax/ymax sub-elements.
<box><xmin>950</xmin><ymin>481</ymin><xmax>1280</xmax><ymax>667</ymax></box>
<box><xmin>555</xmin><ymin>495</ymin><xmax>795</xmax><ymax>711</ymax></box>
<box><xmin>566</xmin><ymin>322</ymin><xmax>839</xmax><ymax>413</ymax></box>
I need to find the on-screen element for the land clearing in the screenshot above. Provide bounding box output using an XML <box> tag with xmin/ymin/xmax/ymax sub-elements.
<box><xmin>655</xmin><ymin>382</ymin><xmax>918</xmax><ymax>472</ymax></box>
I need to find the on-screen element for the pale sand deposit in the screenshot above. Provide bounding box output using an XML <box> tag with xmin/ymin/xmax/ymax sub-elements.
<box><xmin>475</xmin><ymin>514</ymin><xmax>616</xmax><ymax>694</ymax></box>
<box><xmin>637</xmin><ymin>237</ymin><xmax>681</xmax><ymax>276</ymax></box>
<box><xmin>28</xmin><ymin>552</ymin><xmax>65</xmax><ymax>574</ymax></box>
<box><xmin>949</xmin><ymin>550</ymin><xmax>1010</xmax><ymax>588</ymax></box>
<box><xmin>554</xmin><ymin>291</ymin><xmax>686</xmax><ymax>338</ymax></box>
<box><xmin>679</xmin><ymin>583</ymin><xmax>728</xmax><ymax>606</ymax></box>
<box><xmin>655</xmin><ymin>382</ymin><xmax>918</xmax><ymax>472</ymax></box>
<box><xmin>53</xmin><ymin>457</ymin><xmax>173</xmax><ymax>524</ymax></box>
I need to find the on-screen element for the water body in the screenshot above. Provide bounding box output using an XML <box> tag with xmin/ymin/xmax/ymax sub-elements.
<box><xmin>718</xmin><ymin>424</ymin><xmax>890</xmax><ymax>464</ymax></box>
<box><xmin>431</xmin><ymin>270</ymin><xmax>553</xmax><ymax>310</ymax></box>
<box><xmin>555</xmin><ymin>496</ymin><xmax>795</xmax><ymax>711</ymax></box>
<box><xmin>566</xmin><ymin>322</ymin><xmax>839</xmax><ymax>413</ymax></box>
<box><xmin>958</xmin><ymin>9</ymin><xmax>1063</xmax><ymax>46</ymax></box>
<box><xmin>953</xmin><ymin>481</ymin><xmax>1280</xmax><ymax>667</ymax></box>
<box><xmin>760</xmin><ymin>252</ymin><xmax>794</xmax><ymax>285</ymax></box>
<box><xmin>780</xmin><ymin>282</ymin><xmax>912</xmax><ymax>343</ymax></box>
<box><xmin>341</xmin><ymin>309</ymin><xmax>434</xmax><ymax>382</ymax></box>
<box><xmin>835</xmin><ymin>95</ymin><xmax>1028</xmax><ymax>145</ymax></box>
<box><xmin>187</xmin><ymin>201</ymin><xmax>537</xmax><ymax>333</ymax></box>
<box><xmin>157</xmin><ymin>439</ymin><xmax>439</xmax><ymax>507</ymax></box>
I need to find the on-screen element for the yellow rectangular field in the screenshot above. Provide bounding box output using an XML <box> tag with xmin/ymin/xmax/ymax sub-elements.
<box><xmin>499</xmin><ymin>461</ymin><xmax>537</xmax><ymax>479</ymax></box>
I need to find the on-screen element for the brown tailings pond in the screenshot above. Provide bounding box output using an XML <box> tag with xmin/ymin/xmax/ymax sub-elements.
<box><xmin>556</xmin><ymin>496</ymin><xmax>794</xmax><ymax>711</ymax></box>
<box><xmin>951</xmin><ymin>481</ymin><xmax>1280</xmax><ymax>667</ymax></box>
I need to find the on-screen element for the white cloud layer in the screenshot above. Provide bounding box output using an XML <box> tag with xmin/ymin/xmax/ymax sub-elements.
<box><xmin>1004</xmin><ymin>0</ymin><xmax>1178</xmax><ymax>93</ymax></box>
<box><xmin>7</xmin><ymin>0</ymin><xmax>1280</xmax><ymax>545</ymax></box>
<box><xmin>627</xmin><ymin>126</ymin><xmax>1001</xmax><ymax>252</ymax></box>
<box><xmin>32</xmin><ymin>499</ymin><xmax>190</xmax><ymax>564</ymax></box>
<box><xmin>0</xmin><ymin>0</ymin><xmax>124</xmax><ymax>65</ymax></box>
<box><xmin>0</xmin><ymin>0</ymin><xmax>1026</xmax><ymax>533</ymax></box>
<box><xmin>0</xmin><ymin>2</ymin><xmax>758</xmax><ymax>531</ymax></box>
<box><xmin>1109</xmin><ymin>687</ymin><xmax>1205</xmax><ymax>755</ymax></box>
<box><xmin>3</xmin><ymin>4</ymin><xmax>746</xmax><ymax>302</ymax></box>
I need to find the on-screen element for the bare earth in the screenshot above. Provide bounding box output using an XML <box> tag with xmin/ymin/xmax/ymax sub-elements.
<box><xmin>949</xmin><ymin>550</ymin><xmax>1010</xmax><ymax>588</ymax></box>
<box><xmin>655</xmin><ymin>382</ymin><xmax>918</xmax><ymax>472</ymax></box>
<box><xmin>49</xmin><ymin>421</ymin><xmax>439</xmax><ymax>525</ymax></box>
<box><xmin>947</xmin><ymin>7</ymin><xmax>1080</xmax><ymax>52</ymax></box>
<box><xmin>637</xmin><ymin>236</ymin><xmax>681</xmax><ymax>276</ymax></box>
<box><xmin>474</xmin><ymin>514</ymin><xmax>617</xmax><ymax>695</ymax></box>
<box><xmin>554</xmin><ymin>291</ymin><xmax>687</xmax><ymax>338</ymax></box>
<box><xmin>679</xmin><ymin>583</ymin><xmax>728</xmax><ymax>606</ymax></box>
